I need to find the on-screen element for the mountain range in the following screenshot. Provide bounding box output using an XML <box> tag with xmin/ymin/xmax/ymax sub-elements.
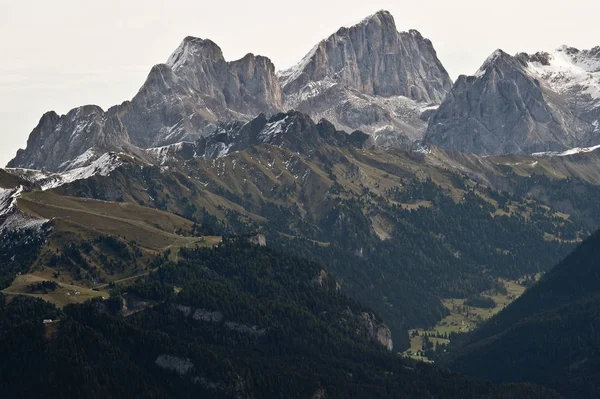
<box><xmin>2</xmin><ymin>8</ymin><xmax>600</xmax><ymax>399</ymax></box>
<box><xmin>7</xmin><ymin>10</ymin><xmax>600</xmax><ymax>175</ymax></box>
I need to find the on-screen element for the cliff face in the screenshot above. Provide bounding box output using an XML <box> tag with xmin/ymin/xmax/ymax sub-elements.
<box><xmin>121</xmin><ymin>37</ymin><xmax>284</xmax><ymax>149</ymax></box>
<box><xmin>359</xmin><ymin>312</ymin><xmax>393</xmax><ymax>351</ymax></box>
<box><xmin>280</xmin><ymin>11</ymin><xmax>450</xmax><ymax>102</ymax></box>
<box><xmin>8</xmin><ymin>106</ymin><xmax>134</xmax><ymax>171</ymax></box>
<box><xmin>278</xmin><ymin>10</ymin><xmax>452</xmax><ymax>146</ymax></box>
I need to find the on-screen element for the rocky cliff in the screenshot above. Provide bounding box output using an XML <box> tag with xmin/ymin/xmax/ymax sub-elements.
<box><xmin>278</xmin><ymin>10</ymin><xmax>452</xmax><ymax>147</ymax></box>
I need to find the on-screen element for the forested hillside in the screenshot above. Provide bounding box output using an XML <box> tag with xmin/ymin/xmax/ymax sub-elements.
<box><xmin>449</xmin><ymin>230</ymin><xmax>600</xmax><ymax>398</ymax></box>
<box><xmin>0</xmin><ymin>241</ymin><xmax>560</xmax><ymax>399</ymax></box>
<box><xmin>47</xmin><ymin>136</ymin><xmax>581</xmax><ymax>348</ymax></box>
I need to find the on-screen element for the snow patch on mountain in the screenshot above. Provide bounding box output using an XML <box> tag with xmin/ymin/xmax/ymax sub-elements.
<box><xmin>258</xmin><ymin>116</ymin><xmax>289</xmax><ymax>142</ymax></box>
<box><xmin>527</xmin><ymin>47</ymin><xmax>600</xmax><ymax>107</ymax></box>
<box><xmin>58</xmin><ymin>148</ymin><xmax>98</xmax><ymax>170</ymax></box>
<box><xmin>532</xmin><ymin>143</ymin><xmax>600</xmax><ymax>157</ymax></box>
<box><xmin>7</xmin><ymin>153</ymin><xmax>123</xmax><ymax>191</ymax></box>
<box><xmin>0</xmin><ymin>186</ymin><xmax>21</xmax><ymax>218</ymax></box>
<box><xmin>146</xmin><ymin>142</ymin><xmax>193</xmax><ymax>165</ymax></box>
<box><xmin>283</xmin><ymin>78</ymin><xmax>338</xmax><ymax>106</ymax></box>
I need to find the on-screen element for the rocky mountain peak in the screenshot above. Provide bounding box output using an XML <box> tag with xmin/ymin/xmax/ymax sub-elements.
<box><xmin>425</xmin><ymin>47</ymin><xmax>598</xmax><ymax>155</ymax></box>
<box><xmin>277</xmin><ymin>10</ymin><xmax>452</xmax><ymax>148</ymax></box>
<box><xmin>8</xmin><ymin>105</ymin><xmax>134</xmax><ymax>172</ymax></box>
<box><xmin>9</xmin><ymin>35</ymin><xmax>286</xmax><ymax>172</ymax></box>
<box><xmin>476</xmin><ymin>49</ymin><xmax>514</xmax><ymax>73</ymax></box>
<box><xmin>166</xmin><ymin>36</ymin><xmax>225</xmax><ymax>71</ymax></box>
<box><xmin>279</xmin><ymin>10</ymin><xmax>450</xmax><ymax>103</ymax></box>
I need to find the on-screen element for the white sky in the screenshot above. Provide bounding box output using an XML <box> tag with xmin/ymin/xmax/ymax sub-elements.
<box><xmin>1</xmin><ymin>0</ymin><xmax>599</xmax><ymax>167</ymax></box>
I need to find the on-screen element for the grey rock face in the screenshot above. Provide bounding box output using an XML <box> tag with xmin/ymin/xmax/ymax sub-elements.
<box><xmin>279</xmin><ymin>10</ymin><xmax>452</xmax><ymax>145</ymax></box>
<box><xmin>359</xmin><ymin>312</ymin><xmax>393</xmax><ymax>351</ymax></box>
<box><xmin>425</xmin><ymin>48</ymin><xmax>599</xmax><ymax>155</ymax></box>
<box><xmin>121</xmin><ymin>37</ymin><xmax>283</xmax><ymax>149</ymax></box>
<box><xmin>9</xmin><ymin>37</ymin><xmax>283</xmax><ymax>172</ymax></box>
<box><xmin>280</xmin><ymin>11</ymin><xmax>450</xmax><ymax>102</ymax></box>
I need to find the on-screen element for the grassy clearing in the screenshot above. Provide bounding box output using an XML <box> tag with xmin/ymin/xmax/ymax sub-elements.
<box><xmin>2</xmin><ymin>273</ymin><xmax>108</xmax><ymax>308</ymax></box>
<box><xmin>166</xmin><ymin>235</ymin><xmax>222</xmax><ymax>262</ymax></box>
<box><xmin>404</xmin><ymin>278</ymin><xmax>528</xmax><ymax>361</ymax></box>
<box><xmin>10</xmin><ymin>191</ymin><xmax>223</xmax><ymax>306</ymax></box>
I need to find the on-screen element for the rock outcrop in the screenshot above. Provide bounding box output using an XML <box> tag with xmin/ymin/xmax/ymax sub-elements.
<box><xmin>146</xmin><ymin>111</ymin><xmax>373</xmax><ymax>164</ymax></box>
<box><xmin>359</xmin><ymin>312</ymin><xmax>393</xmax><ymax>351</ymax></box>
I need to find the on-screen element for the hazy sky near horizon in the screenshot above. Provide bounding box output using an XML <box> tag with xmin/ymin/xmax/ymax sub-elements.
<box><xmin>1</xmin><ymin>0</ymin><xmax>599</xmax><ymax>167</ymax></box>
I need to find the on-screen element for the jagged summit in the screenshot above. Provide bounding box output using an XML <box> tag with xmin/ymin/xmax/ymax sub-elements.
<box><xmin>352</xmin><ymin>10</ymin><xmax>395</xmax><ymax>27</ymax></box>
<box><xmin>334</xmin><ymin>10</ymin><xmax>397</xmax><ymax>37</ymax></box>
<box><xmin>279</xmin><ymin>9</ymin><xmax>449</xmax><ymax>102</ymax></box>
<box><xmin>474</xmin><ymin>49</ymin><xmax>518</xmax><ymax>76</ymax></box>
<box><xmin>9</xmin><ymin>10</ymin><xmax>454</xmax><ymax>172</ymax></box>
<box><xmin>278</xmin><ymin>10</ymin><xmax>452</xmax><ymax>147</ymax></box>
<box><xmin>166</xmin><ymin>36</ymin><xmax>224</xmax><ymax>70</ymax></box>
<box><xmin>9</xmin><ymin>35</ymin><xmax>284</xmax><ymax>171</ymax></box>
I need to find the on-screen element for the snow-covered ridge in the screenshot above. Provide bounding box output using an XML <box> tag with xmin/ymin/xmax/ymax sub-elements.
<box><xmin>532</xmin><ymin>143</ymin><xmax>600</xmax><ymax>157</ymax></box>
<box><xmin>7</xmin><ymin>152</ymin><xmax>123</xmax><ymax>191</ymax></box>
<box><xmin>258</xmin><ymin>116</ymin><xmax>290</xmax><ymax>142</ymax></box>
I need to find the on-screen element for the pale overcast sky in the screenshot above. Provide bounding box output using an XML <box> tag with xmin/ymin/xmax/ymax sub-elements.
<box><xmin>1</xmin><ymin>0</ymin><xmax>599</xmax><ymax>167</ymax></box>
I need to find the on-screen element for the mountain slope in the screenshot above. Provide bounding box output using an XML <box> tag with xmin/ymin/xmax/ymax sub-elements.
<box><xmin>450</xmin><ymin>230</ymin><xmax>600</xmax><ymax>398</ymax></box>
<box><xmin>525</xmin><ymin>45</ymin><xmax>600</xmax><ymax>140</ymax></box>
<box><xmin>0</xmin><ymin>242</ymin><xmax>560</xmax><ymax>399</ymax></box>
<box><xmin>11</xmin><ymin>111</ymin><xmax>585</xmax><ymax>350</ymax></box>
<box><xmin>279</xmin><ymin>10</ymin><xmax>452</xmax><ymax>147</ymax></box>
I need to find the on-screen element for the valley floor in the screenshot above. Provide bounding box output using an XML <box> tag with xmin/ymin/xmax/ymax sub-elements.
<box><xmin>404</xmin><ymin>277</ymin><xmax>534</xmax><ymax>361</ymax></box>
